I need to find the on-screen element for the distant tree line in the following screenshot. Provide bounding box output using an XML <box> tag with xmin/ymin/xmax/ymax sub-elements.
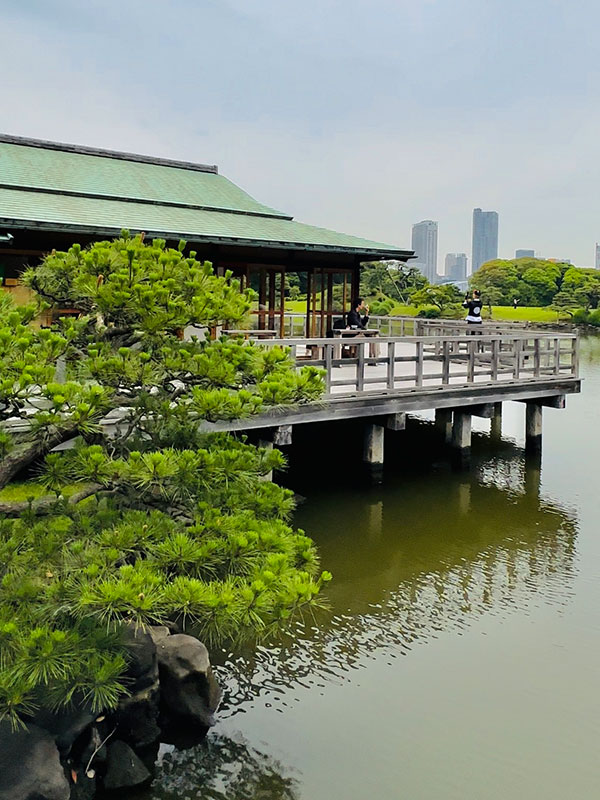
<box><xmin>470</xmin><ymin>257</ymin><xmax>600</xmax><ymax>315</ymax></box>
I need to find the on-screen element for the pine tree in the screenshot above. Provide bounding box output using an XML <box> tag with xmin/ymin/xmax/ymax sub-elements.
<box><xmin>0</xmin><ymin>232</ymin><xmax>329</xmax><ymax>728</ymax></box>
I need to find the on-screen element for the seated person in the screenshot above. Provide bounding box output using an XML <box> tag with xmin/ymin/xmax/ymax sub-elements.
<box><xmin>346</xmin><ymin>297</ymin><xmax>370</xmax><ymax>329</ymax></box>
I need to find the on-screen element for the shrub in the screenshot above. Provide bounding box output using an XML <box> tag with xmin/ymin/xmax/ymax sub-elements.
<box><xmin>416</xmin><ymin>306</ymin><xmax>441</xmax><ymax>318</ymax></box>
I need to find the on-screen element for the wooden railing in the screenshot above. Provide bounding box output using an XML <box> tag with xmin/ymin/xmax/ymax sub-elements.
<box><xmin>247</xmin><ymin>313</ymin><xmax>534</xmax><ymax>339</ymax></box>
<box><xmin>261</xmin><ymin>333</ymin><xmax>579</xmax><ymax>398</ymax></box>
<box><xmin>411</xmin><ymin>318</ymin><xmax>530</xmax><ymax>337</ymax></box>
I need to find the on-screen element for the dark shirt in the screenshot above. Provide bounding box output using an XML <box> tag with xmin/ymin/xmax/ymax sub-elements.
<box><xmin>462</xmin><ymin>298</ymin><xmax>482</xmax><ymax>323</ymax></box>
<box><xmin>346</xmin><ymin>309</ymin><xmax>369</xmax><ymax>329</ymax></box>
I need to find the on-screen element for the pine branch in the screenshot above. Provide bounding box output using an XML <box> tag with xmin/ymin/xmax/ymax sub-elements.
<box><xmin>0</xmin><ymin>482</ymin><xmax>103</xmax><ymax>516</ymax></box>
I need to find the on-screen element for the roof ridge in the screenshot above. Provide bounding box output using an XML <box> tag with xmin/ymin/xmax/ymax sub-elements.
<box><xmin>0</xmin><ymin>133</ymin><xmax>219</xmax><ymax>175</ymax></box>
<box><xmin>0</xmin><ymin>183</ymin><xmax>293</xmax><ymax>221</ymax></box>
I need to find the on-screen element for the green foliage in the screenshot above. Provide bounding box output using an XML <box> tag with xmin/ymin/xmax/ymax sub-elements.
<box><xmin>416</xmin><ymin>306</ymin><xmax>441</xmax><ymax>318</ymax></box>
<box><xmin>410</xmin><ymin>284</ymin><xmax>463</xmax><ymax>313</ymax></box>
<box><xmin>361</xmin><ymin>261</ymin><xmax>427</xmax><ymax>304</ymax></box>
<box><xmin>0</xmin><ymin>234</ymin><xmax>328</xmax><ymax>729</ymax></box>
<box><xmin>470</xmin><ymin>257</ymin><xmax>600</xmax><ymax>307</ymax></box>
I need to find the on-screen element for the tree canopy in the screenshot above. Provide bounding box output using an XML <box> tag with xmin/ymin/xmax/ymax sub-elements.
<box><xmin>469</xmin><ymin>257</ymin><xmax>600</xmax><ymax>308</ymax></box>
<box><xmin>0</xmin><ymin>233</ymin><xmax>329</xmax><ymax>729</ymax></box>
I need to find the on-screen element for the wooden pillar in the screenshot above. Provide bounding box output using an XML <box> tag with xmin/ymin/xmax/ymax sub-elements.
<box><xmin>305</xmin><ymin>270</ymin><xmax>312</xmax><ymax>338</ymax></box>
<box><xmin>258</xmin><ymin>269</ymin><xmax>267</xmax><ymax>330</ymax></box>
<box><xmin>319</xmin><ymin>269</ymin><xmax>326</xmax><ymax>338</ymax></box>
<box><xmin>327</xmin><ymin>272</ymin><xmax>333</xmax><ymax>333</ymax></box>
<box><xmin>525</xmin><ymin>403</ymin><xmax>543</xmax><ymax>452</ymax></box>
<box><xmin>268</xmin><ymin>270</ymin><xmax>276</xmax><ymax>331</ymax></box>
<box><xmin>350</xmin><ymin>264</ymin><xmax>360</xmax><ymax>306</ymax></box>
<box><xmin>279</xmin><ymin>269</ymin><xmax>286</xmax><ymax>338</ymax></box>
<box><xmin>363</xmin><ymin>423</ymin><xmax>384</xmax><ymax>464</ymax></box>
<box><xmin>490</xmin><ymin>402</ymin><xmax>502</xmax><ymax>439</ymax></box>
<box><xmin>435</xmin><ymin>408</ymin><xmax>453</xmax><ymax>443</ymax></box>
<box><xmin>451</xmin><ymin>412</ymin><xmax>472</xmax><ymax>451</ymax></box>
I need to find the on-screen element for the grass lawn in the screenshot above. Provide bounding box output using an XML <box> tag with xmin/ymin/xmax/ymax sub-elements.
<box><xmin>283</xmin><ymin>300</ymin><xmax>566</xmax><ymax>323</ymax></box>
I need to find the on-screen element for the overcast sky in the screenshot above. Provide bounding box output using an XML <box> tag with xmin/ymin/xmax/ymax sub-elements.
<box><xmin>1</xmin><ymin>0</ymin><xmax>599</xmax><ymax>268</ymax></box>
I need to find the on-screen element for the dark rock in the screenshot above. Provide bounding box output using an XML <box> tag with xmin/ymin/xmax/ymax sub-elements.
<box><xmin>120</xmin><ymin>624</ymin><xmax>158</xmax><ymax>690</ymax></box>
<box><xmin>116</xmin><ymin>682</ymin><xmax>161</xmax><ymax>749</ymax></box>
<box><xmin>68</xmin><ymin>771</ymin><xmax>97</xmax><ymax>800</ymax></box>
<box><xmin>32</xmin><ymin>706</ymin><xmax>96</xmax><ymax>757</ymax></box>
<box><xmin>103</xmin><ymin>740</ymin><xmax>151</xmax><ymax>790</ymax></box>
<box><xmin>0</xmin><ymin>721</ymin><xmax>70</xmax><ymax>800</ymax></box>
<box><xmin>156</xmin><ymin>634</ymin><xmax>222</xmax><ymax>729</ymax></box>
<box><xmin>148</xmin><ymin>625</ymin><xmax>170</xmax><ymax>646</ymax></box>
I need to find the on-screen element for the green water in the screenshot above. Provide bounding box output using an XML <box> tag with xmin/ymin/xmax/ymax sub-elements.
<box><xmin>145</xmin><ymin>336</ymin><xmax>600</xmax><ymax>800</ymax></box>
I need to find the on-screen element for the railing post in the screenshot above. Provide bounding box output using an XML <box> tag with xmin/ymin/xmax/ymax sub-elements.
<box><xmin>491</xmin><ymin>338</ymin><xmax>499</xmax><ymax>381</ymax></box>
<box><xmin>533</xmin><ymin>337</ymin><xmax>541</xmax><ymax>377</ymax></box>
<box><xmin>386</xmin><ymin>340</ymin><xmax>395</xmax><ymax>390</ymax></box>
<box><xmin>572</xmin><ymin>336</ymin><xmax>579</xmax><ymax>377</ymax></box>
<box><xmin>513</xmin><ymin>338</ymin><xmax>521</xmax><ymax>379</ymax></box>
<box><xmin>357</xmin><ymin>340</ymin><xmax>365</xmax><ymax>392</ymax></box>
<box><xmin>442</xmin><ymin>339</ymin><xmax>450</xmax><ymax>385</ymax></box>
<box><xmin>324</xmin><ymin>342</ymin><xmax>333</xmax><ymax>394</ymax></box>
<box><xmin>467</xmin><ymin>339</ymin><xmax>475</xmax><ymax>382</ymax></box>
<box><xmin>553</xmin><ymin>337</ymin><xmax>560</xmax><ymax>376</ymax></box>
<box><xmin>415</xmin><ymin>340</ymin><xmax>424</xmax><ymax>387</ymax></box>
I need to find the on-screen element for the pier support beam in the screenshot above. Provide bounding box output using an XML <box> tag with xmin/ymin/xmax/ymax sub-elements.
<box><xmin>386</xmin><ymin>412</ymin><xmax>406</xmax><ymax>431</ymax></box>
<box><xmin>525</xmin><ymin>403</ymin><xmax>543</xmax><ymax>453</ymax></box>
<box><xmin>363</xmin><ymin>423</ymin><xmax>384</xmax><ymax>483</ymax></box>
<box><xmin>490</xmin><ymin>402</ymin><xmax>502</xmax><ymax>440</ymax></box>
<box><xmin>451</xmin><ymin>412</ymin><xmax>472</xmax><ymax>468</ymax></box>
<box><xmin>435</xmin><ymin>408</ymin><xmax>453</xmax><ymax>444</ymax></box>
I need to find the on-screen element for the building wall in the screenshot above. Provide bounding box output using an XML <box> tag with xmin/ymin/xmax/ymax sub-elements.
<box><xmin>411</xmin><ymin>220</ymin><xmax>438</xmax><ymax>282</ymax></box>
<box><xmin>515</xmin><ymin>249</ymin><xmax>535</xmax><ymax>258</ymax></box>
<box><xmin>444</xmin><ymin>252</ymin><xmax>468</xmax><ymax>283</ymax></box>
<box><xmin>471</xmin><ymin>208</ymin><xmax>498</xmax><ymax>273</ymax></box>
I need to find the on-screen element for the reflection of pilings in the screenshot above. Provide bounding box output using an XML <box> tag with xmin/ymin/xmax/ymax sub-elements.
<box><xmin>524</xmin><ymin>450</ymin><xmax>542</xmax><ymax>503</ymax></box>
<box><xmin>367</xmin><ymin>500</ymin><xmax>384</xmax><ymax>540</ymax></box>
<box><xmin>457</xmin><ymin>482</ymin><xmax>472</xmax><ymax>515</ymax></box>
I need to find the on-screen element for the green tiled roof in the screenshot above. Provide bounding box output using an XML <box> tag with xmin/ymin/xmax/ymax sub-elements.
<box><xmin>0</xmin><ymin>134</ymin><xmax>411</xmax><ymax>258</ymax></box>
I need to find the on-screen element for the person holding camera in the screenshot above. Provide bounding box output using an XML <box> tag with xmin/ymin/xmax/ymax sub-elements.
<box><xmin>463</xmin><ymin>290</ymin><xmax>483</xmax><ymax>327</ymax></box>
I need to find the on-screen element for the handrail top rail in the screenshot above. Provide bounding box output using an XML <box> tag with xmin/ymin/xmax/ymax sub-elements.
<box><xmin>253</xmin><ymin>332</ymin><xmax>578</xmax><ymax>346</ymax></box>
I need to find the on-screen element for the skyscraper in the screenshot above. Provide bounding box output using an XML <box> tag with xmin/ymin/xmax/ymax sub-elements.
<box><xmin>444</xmin><ymin>253</ymin><xmax>468</xmax><ymax>282</ymax></box>
<box><xmin>471</xmin><ymin>208</ymin><xmax>498</xmax><ymax>273</ymax></box>
<box><xmin>595</xmin><ymin>243</ymin><xmax>600</xmax><ymax>270</ymax></box>
<box><xmin>411</xmin><ymin>220</ymin><xmax>438</xmax><ymax>282</ymax></box>
<box><xmin>515</xmin><ymin>249</ymin><xmax>535</xmax><ymax>259</ymax></box>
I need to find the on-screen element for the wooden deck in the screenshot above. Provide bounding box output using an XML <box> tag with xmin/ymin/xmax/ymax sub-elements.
<box><xmin>208</xmin><ymin>330</ymin><xmax>580</xmax><ymax>478</ymax></box>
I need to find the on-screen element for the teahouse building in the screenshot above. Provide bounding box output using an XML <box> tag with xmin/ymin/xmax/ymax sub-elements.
<box><xmin>0</xmin><ymin>134</ymin><xmax>412</xmax><ymax>335</ymax></box>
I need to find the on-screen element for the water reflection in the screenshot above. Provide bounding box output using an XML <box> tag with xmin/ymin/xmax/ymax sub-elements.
<box><xmin>213</xmin><ymin>441</ymin><xmax>577</xmax><ymax>718</ymax></box>
<box><xmin>147</xmin><ymin>733</ymin><xmax>300</xmax><ymax>800</ymax></box>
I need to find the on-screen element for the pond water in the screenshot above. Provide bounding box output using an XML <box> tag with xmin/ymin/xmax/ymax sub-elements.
<box><xmin>143</xmin><ymin>335</ymin><xmax>600</xmax><ymax>800</ymax></box>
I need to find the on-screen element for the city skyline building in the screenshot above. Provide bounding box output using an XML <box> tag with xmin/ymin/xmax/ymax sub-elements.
<box><xmin>411</xmin><ymin>219</ymin><xmax>438</xmax><ymax>282</ymax></box>
<box><xmin>444</xmin><ymin>252</ymin><xmax>468</xmax><ymax>283</ymax></box>
<box><xmin>471</xmin><ymin>208</ymin><xmax>499</xmax><ymax>273</ymax></box>
<box><xmin>515</xmin><ymin>249</ymin><xmax>535</xmax><ymax>258</ymax></box>
<box><xmin>595</xmin><ymin>243</ymin><xmax>600</xmax><ymax>270</ymax></box>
